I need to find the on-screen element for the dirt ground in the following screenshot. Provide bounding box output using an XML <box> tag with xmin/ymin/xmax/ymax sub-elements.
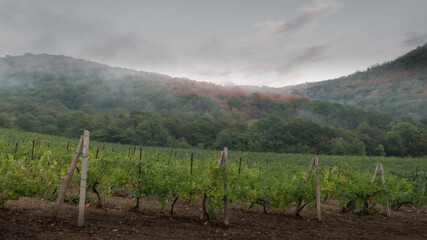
<box><xmin>1</xmin><ymin>196</ymin><xmax>426</xmax><ymax>240</ymax></box>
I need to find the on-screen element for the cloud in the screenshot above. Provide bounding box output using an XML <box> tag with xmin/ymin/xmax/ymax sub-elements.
<box><xmin>278</xmin><ymin>69</ymin><xmax>306</xmax><ymax>80</ymax></box>
<box><xmin>0</xmin><ymin>1</ymin><xmax>173</xmax><ymax>69</ymax></box>
<box><xmin>81</xmin><ymin>33</ymin><xmax>171</xmax><ymax>67</ymax></box>
<box><xmin>240</xmin><ymin>63</ymin><xmax>278</xmax><ymax>73</ymax></box>
<box><xmin>255</xmin><ymin>0</ymin><xmax>341</xmax><ymax>36</ymax></box>
<box><xmin>188</xmin><ymin>37</ymin><xmax>231</xmax><ymax>64</ymax></box>
<box><xmin>401</xmin><ymin>32</ymin><xmax>427</xmax><ymax>47</ymax></box>
<box><xmin>198</xmin><ymin>69</ymin><xmax>231</xmax><ymax>77</ymax></box>
<box><xmin>277</xmin><ymin>44</ymin><xmax>327</xmax><ymax>75</ymax></box>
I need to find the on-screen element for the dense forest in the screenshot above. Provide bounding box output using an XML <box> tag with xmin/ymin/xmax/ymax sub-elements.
<box><xmin>0</xmin><ymin>52</ymin><xmax>426</xmax><ymax>157</ymax></box>
<box><xmin>282</xmin><ymin>43</ymin><xmax>427</xmax><ymax>121</ymax></box>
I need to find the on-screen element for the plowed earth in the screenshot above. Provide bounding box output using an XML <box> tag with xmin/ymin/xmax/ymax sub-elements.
<box><xmin>1</xmin><ymin>196</ymin><xmax>426</xmax><ymax>239</ymax></box>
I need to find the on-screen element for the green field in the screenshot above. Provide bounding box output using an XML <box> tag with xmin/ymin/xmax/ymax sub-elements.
<box><xmin>1</xmin><ymin>128</ymin><xmax>426</xmax><ymax>216</ymax></box>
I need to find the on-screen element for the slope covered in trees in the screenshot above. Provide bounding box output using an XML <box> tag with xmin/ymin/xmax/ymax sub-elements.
<box><xmin>282</xmin><ymin>43</ymin><xmax>427</xmax><ymax>121</ymax></box>
<box><xmin>0</xmin><ymin>53</ymin><xmax>426</xmax><ymax>156</ymax></box>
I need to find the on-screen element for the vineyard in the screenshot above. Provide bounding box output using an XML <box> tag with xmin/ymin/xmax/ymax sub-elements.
<box><xmin>1</xmin><ymin>128</ymin><xmax>427</xmax><ymax>239</ymax></box>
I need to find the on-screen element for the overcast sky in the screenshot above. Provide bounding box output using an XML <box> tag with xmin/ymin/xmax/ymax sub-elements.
<box><xmin>1</xmin><ymin>0</ymin><xmax>426</xmax><ymax>87</ymax></box>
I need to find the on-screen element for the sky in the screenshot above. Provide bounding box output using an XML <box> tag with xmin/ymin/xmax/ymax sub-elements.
<box><xmin>1</xmin><ymin>0</ymin><xmax>427</xmax><ymax>87</ymax></box>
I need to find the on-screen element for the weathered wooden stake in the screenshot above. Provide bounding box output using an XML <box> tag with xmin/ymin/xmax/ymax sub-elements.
<box><xmin>52</xmin><ymin>136</ymin><xmax>83</xmax><ymax>217</ymax></box>
<box><xmin>371</xmin><ymin>164</ymin><xmax>380</xmax><ymax>185</ymax></box>
<box><xmin>238</xmin><ymin>157</ymin><xmax>242</xmax><ymax>175</ymax></box>
<box><xmin>363</xmin><ymin>164</ymin><xmax>380</xmax><ymax>213</ymax></box>
<box><xmin>295</xmin><ymin>157</ymin><xmax>316</xmax><ymax>216</ymax></box>
<box><xmin>201</xmin><ymin>152</ymin><xmax>223</xmax><ymax>222</ymax></box>
<box><xmin>31</xmin><ymin>139</ymin><xmax>35</xmax><ymax>160</ymax></box>
<box><xmin>139</xmin><ymin>146</ymin><xmax>142</xmax><ymax>161</ymax></box>
<box><xmin>368</xmin><ymin>163</ymin><xmax>390</xmax><ymax>217</ymax></box>
<box><xmin>417</xmin><ymin>179</ymin><xmax>427</xmax><ymax>213</ymax></box>
<box><xmin>190</xmin><ymin>153</ymin><xmax>194</xmax><ymax>175</ymax></box>
<box><xmin>135</xmin><ymin>163</ymin><xmax>142</xmax><ymax>210</ymax></box>
<box><xmin>315</xmin><ymin>156</ymin><xmax>321</xmax><ymax>221</ymax></box>
<box><xmin>222</xmin><ymin>148</ymin><xmax>229</xmax><ymax>226</ymax></box>
<box><xmin>78</xmin><ymin>130</ymin><xmax>90</xmax><ymax>227</ymax></box>
<box><xmin>379</xmin><ymin>163</ymin><xmax>391</xmax><ymax>217</ymax></box>
<box><xmin>96</xmin><ymin>146</ymin><xmax>99</xmax><ymax>159</ymax></box>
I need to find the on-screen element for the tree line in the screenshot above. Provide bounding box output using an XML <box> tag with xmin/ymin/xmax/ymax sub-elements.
<box><xmin>1</xmin><ymin>108</ymin><xmax>426</xmax><ymax>157</ymax></box>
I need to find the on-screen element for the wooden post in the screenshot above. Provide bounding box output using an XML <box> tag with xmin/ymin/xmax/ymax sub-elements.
<box><xmin>136</xmin><ymin>163</ymin><xmax>142</xmax><ymax>210</ymax></box>
<box><xmin>210</xmin><ymin>149</ymin><xmax>229</xmax><ymax>225</ymax></box>
<box><xmin>305</xmin><ymin>157</ymin><xmax>316</xmax><ymax>182</ymax></box>
<box><xmin>379</xmin><ymin>163</ymin><xmax>391</xmax><ymax>217</ymax></box>
<box><xmin>78</xmin><ymin>130</ymin><xmax>90</xmax><ymax>227</ymax></box>
<box><xmin>417</xmin><ymin>179</ymin><xmax>427</xmax><ymax>213</ymax></box>
<box><xmin>371</xmin><ymin>164</ymin><xmax>380</xmax><ymax>185</ymax></box>
<box><xmin>222</xmin><ymin>148</ymin><xmax>229</xmax><ymax>226</ymax></box>
<box><xmin>238</xmin><ymin>157</ymin><xmax>242</xmax><ymax>175</ymax></box>
<box><xmin>315</xmin><ymin>156</ymin><xmax>321</xmax><ymax>221</ymax></box>
<box><xmin>201</xmin><ymin>152</ymin><xmax>224</xmax><ymax>222</ymax></box>
<box><xmin>190</xmin><ymin>153</ymin><xmax>194</xmax><ymax>175</ymax></box>
<box><xmin>95</xmin><ymin>146</ymin><xmax>99</xmax><ymax>159</ymax></box>
<box><xmin>217</xmin><ymin>151</ymin><xmax>224</xmax><ymax>167</ymax></box>
<box><xmin>52</xmin><ymin>136</ymin><xmax>83</xmax><ymax>217</ymax></box>
<box><xmin>139</xmin><ymin>146</ymin><xmax>142</xmax><ymax>161</ymax></box>
<box><xmin>31</xmin><ymin>139</ymin><xmax>35</xmax><ymax>160</ymax></box>
<box><xmin>295</xmin><ymin>157</ymin><xmax>316</xmax><ymax>216</ymax></box>
<box><xmin>363</xmin><ymin>163</ymin><xmax>380</xmax><ymax>213</ymax></box>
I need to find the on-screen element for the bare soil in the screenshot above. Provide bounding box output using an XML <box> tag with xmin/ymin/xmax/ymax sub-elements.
<box><xmin>1</xmin><ymin>196</ymin><xmax>426</xmax><ymax>239</ymax></box>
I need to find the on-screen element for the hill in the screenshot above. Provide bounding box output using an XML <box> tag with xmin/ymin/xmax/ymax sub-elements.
<box><xmin>281</xmin><ymin>43</ymin><xmax>427</xmax><ymax>121</ymax></box>
<box><xmin>0</xmin><ymin>53</ymin><xmax>426</xmax><ymax>157</ymax></box>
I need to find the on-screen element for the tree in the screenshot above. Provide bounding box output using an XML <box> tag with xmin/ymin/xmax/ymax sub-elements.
<box><xmin>374</xmin><ymin>144</ymin><xmax>386</xmax><ymax>156</ymax></box>
<box><xmin>15</xmin><ymin>114</ymin><xmax>41</xmax><ymax>132</ymax></box>
<box><xmin>385</xmin><ymin>131</ymin><xmax>405</xmax><ymax>156</ymax></box>
<box><xmin>249</xmin><ymin>115</ymin><xmax>287</xmax><ymax>152</ymax></box>
<box><xmin>0</xmin><ymin>112</ymin><xmax>10</xmax><ymax>128</ymax></box>
<box><xmin>214</xmin><ymin>130</ymin><xmax>233</xmax><ymax>150</ymax></box>
<box><xmin>385</xmin><ymin>122</ymin><xmax>422</xmax><ymax>156</ymax></box>
<box><xmin>188</xmin><ymin>117</ymin><xmax>217</xmax><ymax>148</ymax></box>
<box><xmin>329</xmin><ymin>137</ymin><xmax>349</xmax><ymax>155</ymax></box>
<box><xmin>347</xmin><ymin>138</ymin><xmax>366</xmax><ymax>156</ymax></box>
<box><xmin>38</xmin><ymin>115</ymin><xmax>59</xmax><ymax>135</ymax></box>
<box><xmin>136</xmin><ymin>118</ymin><xmax>169</xmax><ymax>146</ymax></box>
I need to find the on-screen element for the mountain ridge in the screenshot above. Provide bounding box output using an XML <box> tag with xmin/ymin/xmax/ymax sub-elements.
<box><xmin>0</xmin><ymin>47</ymin><xmax>426</xmax><ymax>157</ymax></box>
<box><xmin>279</xmin><ymin>43</ymin><xmax>427</xmax><ymax>120</ymax></box>
<box><xmin>3</xmin><ymin>42</ymin><xmax>425</xmax><ymax>121</ymax></box>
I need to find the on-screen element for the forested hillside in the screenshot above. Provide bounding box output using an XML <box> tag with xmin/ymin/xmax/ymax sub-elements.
<box><xmin>282</xmin><ymin>43</ymin><xmax>427</xmax><ymax>121</ymax></box>
<box><xmin>0</xmin><ymin>53</ymin><xmax>426</xmax><ymax>156</ymax></box>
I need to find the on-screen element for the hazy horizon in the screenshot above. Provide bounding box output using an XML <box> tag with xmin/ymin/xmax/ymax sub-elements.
<box><xmin>1</xmin><ymin>0</ymin><xmax>426</xmax><ymax>87</ymax></box>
